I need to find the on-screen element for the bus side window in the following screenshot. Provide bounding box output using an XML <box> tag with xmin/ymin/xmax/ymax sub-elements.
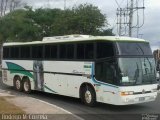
<box><xmin>3</xmin><ymin>47</ymin><xmax>10</xmax><ymax>59</ymax></box>
<box><xmin>10</xmin><ymin>47</ymin><xmax>19</xmax><ymax>58</ymax></box>
<box><xmin>32</xmin><ymin>46</ymin><xmax>43</xmax><ymax>59</ymax></box>
<box><xmin>20</xmin><ymin>46</ymin><xmax>30</xmax><ymax>59</ymax></box>
<box><xmin>96</xmin><ymin>42</ymin><xmax>114</xmax><ymax>59</ymax></box>
<box><xmin>59</xmin><ymin>44</ymin><xmax>66</xmax><ymax>59</ymax></box>
<box><xmin>66</xmin><ymin>44</ymin><xmax>74</xmax><ymax>59</ymax></box>
<box><xmin>85</xmin><ymin>43</ymin><xmax>94</xmax><ymax>59</ymax></box>
<box><xmin>76</xmin><ymin>43</ymin><xmax>94</xmax><ymax>60</ymax></box>
<box><xmin>59</xmin><ymin>44</ymin><xmax>74</xmax><ymax>59</ymax></box>
<box><xmin>77</xmin><ymin>43</ymin><xmax>85</xmax><ymax>59</ymax></box>
<box><xmin>45</xmin><ymin>45</ymin><xmax>57</xmax><ymax>59</ymax></box>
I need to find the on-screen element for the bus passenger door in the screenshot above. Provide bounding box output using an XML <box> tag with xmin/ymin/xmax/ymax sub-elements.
<box><xmin>95</xmin><ymin>60</ymin><xmax>117</xmax><ymax>103</ymax></box>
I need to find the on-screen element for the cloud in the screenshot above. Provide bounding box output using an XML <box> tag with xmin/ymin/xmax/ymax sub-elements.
<box><xmin>140</xmin><ymin>1</ymin><xmax>160</xmax><ymax>50</ymax></box>
<box><xmin>22</xmin><ymin>0</ymin><xmax>160</xmax><ymax>50</ymax></box>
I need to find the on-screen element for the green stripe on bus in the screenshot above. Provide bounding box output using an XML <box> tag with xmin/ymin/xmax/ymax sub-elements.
<box><xmin>44</xmin><ymin>85</ymin><xmax>57</xmax><ymax>93</ymax></box>
<box><xmin>6</xmin><ymin>62</ymin><xmax>34</xmax><ymax>79</ymax></box>
<box><xmin>84</xmin><ymin>65</ymin><xmax>91</xmax><ymax>68</ymax></box>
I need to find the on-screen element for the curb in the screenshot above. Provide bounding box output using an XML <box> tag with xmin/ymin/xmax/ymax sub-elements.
<box><xmin>0</xmin><ymin>89</ymin><xmax>84</xmax><ymax>120</ymax></box>
<box><xmin>0</xmin><ymin>89</ymin><xmax>14</xmax><ymax>96</ymax></box>
<box><xmin>0</xmin><ymin>93</ymin><xmax>14</xmax><ymax>96</ymax></box>
<box><xmin>35</xmin><ymin>98</ymin><xmax>84</xmax><ymax>120</ymax></box>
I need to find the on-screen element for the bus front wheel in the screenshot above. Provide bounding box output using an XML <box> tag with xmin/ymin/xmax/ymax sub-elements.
<box><xmin>23</xmin><ymin>78</ymin><xmax>31</xmax><ymax>93</ymax></box>
<box><xmin>81</xmin><ymin>85</ymin><xmax>96</xmax><ymax>106</ymax></box>
<box><xmin>13</xmin><ymin>76</ymin><xmax>23</xmax><ymax>92</ymax></box>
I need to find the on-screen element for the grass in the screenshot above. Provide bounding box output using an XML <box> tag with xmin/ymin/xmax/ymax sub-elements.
<box><xmin>0</xmin><ymin>97</ymin><xmax>25</xmax><ymax>114</ymax></box>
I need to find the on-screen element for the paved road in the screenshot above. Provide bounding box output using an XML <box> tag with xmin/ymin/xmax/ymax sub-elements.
<box><xmin>0</xmin><ymin>81</ymin><xmax>160</xmax><ymax>120</ymax></box>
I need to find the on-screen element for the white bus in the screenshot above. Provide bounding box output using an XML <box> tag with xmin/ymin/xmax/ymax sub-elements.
<box><xmin>2</xmin><ymin>35</ymin><xmax>158</xmax><ymax>106</ymax></box>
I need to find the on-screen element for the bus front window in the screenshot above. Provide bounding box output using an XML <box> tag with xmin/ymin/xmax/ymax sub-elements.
<box><xmin>118</xmin><ymin>58</ymin><xmax>157</xmax><ymax>86</ymax></box>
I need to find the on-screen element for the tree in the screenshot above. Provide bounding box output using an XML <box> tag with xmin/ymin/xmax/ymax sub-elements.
<box><xmin>0</xmin><ymin>0</ymin><xmax>25</xmax><ymax>17</ymax></box>
<box><xmin>51</xmin><ymin>4</ymin><xmax>114</xmax><ymax>36</ymax></box>
<box><xmin>72</xmin><ymin>4</ymin><xmax>106</xmax><ymax>35</ymax></box>
<box><xmin>99</xmin><ymin>29</ymin><xmax>115</xmax><ymax>36</ymax></box>
<box><xmin>28</xmin><ymin>8</ymin><xmax>62</xmax><ymax>36</ymax></box>
<box><xmin>0</xmin><ymin>9</ymin><xmax>42</xmax><ymax>42</ymax></box>
<box><xmin>0</xmin><ymin>3</ymin><xmax>114</xmax><ymax>43</ymax></box>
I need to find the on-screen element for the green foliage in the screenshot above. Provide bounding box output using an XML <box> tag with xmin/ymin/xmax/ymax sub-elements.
<box><xmin>0</xmin><ymin>9</ymin><xmax>42</xmax><ymax>42</ymax></box>
<box><xmin>72</xmin><ymin>4</ymin><xmax>106</xmax><ymax>35</ymax></box>
<box><xmin>0</xmin><ymin>4</ymin><xmax>114</xmax><ymax>42</ymax></box>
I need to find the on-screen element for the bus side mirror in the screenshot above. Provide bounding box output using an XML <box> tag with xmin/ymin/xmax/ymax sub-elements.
<box><xmin>156</xmin><ymin>71</ymin><xmax>160</xmax><ymax>81</ymax></box>
<box><xmin>156</xmin><ymin>60</ymin><xmax>160</xmax><ymax>71</ymax></box>
<box><xmin>157</xmin><ymin>85</ymin><xmax>160</xmax><ymax>90</ymax></box>
<box><xmin>158</xmin><ymin>64</ymin><xmax>160</xmax><ymax>71</ymax></box>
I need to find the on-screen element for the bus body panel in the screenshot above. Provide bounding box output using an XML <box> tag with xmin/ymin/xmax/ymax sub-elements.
<box><xmin>1</xmin><ymin>35</ymin><xmax>158</xmax><ymax>106</ymax></box>
<box><xmin>2</xmin><ymin>59</ymin><xmax>158</xmax><ymax>105</ymax></box>
<box><xmin>2</xmin><ymin>60</ymin><xmax>92</xmax><ymax>98</ymax></box>
<box><xmin>95</xmin><ymin>84</ymin><xmax>157</xmax><ymax>105</ymax></box>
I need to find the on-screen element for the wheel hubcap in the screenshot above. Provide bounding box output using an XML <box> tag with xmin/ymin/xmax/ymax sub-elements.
<box><xmin>24</xmin><ymin>81</ymin><xmax>29</xmax><ymax>91</ymax></box>
<box><xmin>85</xmin><ymin>90</ymin><xmax>92</xmax><ymax>103</ymax></box>
<box><xmin>15</xmin><ymin>80</ymin><xmax>20</xmax><ymax>89</ymax></box>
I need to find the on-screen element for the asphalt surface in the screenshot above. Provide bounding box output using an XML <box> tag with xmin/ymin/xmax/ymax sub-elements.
<box><xmin>0</xmin><ymin>80</ymin><xmax>160</xmax><ymax>120</ymax></box>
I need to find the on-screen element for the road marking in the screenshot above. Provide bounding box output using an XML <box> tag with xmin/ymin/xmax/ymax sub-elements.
<box><xmin>0</xmin><ymin>89</ymin><xmax>6</xmax><ymax>92</ymax></box>
<box><xmin>32</xmin><ymin>98</ymin><xmax>84</xmax><ymax>120</ymax></box>
<box><xmin>0</xmin><ymin>88</ymin><xmax>84</xmax><ymax>120</ymax></box>
<box><xmin>0</xmin><ymin>92</ymin><xmax>15</xmax><ymax>96</ymax></box>
<box><xmin>0</xmin><ymin>89</ymin><xmax>15</xmax><ymax>96</ymax></box>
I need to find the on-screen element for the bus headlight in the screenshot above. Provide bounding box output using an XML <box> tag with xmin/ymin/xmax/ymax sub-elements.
<box><xmin>120</xmin><ymin>91</ymin><xmax>134</xmax><ymax>96</ymax></box>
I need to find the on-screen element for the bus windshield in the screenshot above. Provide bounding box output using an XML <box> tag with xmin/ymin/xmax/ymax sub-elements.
<box><xmin>118</xmin><ymin>57</ymin><xmax>157</xmax><ymax>86</ymax></box>
<box><xmin>116</xmin><ymin>42</ymin><xmax>152</xmax><ymax>56</ymax></box>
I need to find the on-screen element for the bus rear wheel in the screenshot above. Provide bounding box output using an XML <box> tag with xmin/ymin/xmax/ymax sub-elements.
<box><xmin>81</xmin><ymin>85</ymin><xmax>96</xmax><ymax>106</ymax></box>
<box><xmin>13</xmin><ymin>76</ymin><xmax>23</xmax><ymax>91</ymax></box>
<box><xmin>23</xmin><ymin>78</ymin><xmax>31</xmax><ymax>93</ymax></box>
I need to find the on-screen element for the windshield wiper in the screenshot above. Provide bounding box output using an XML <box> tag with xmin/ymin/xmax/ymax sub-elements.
<box><xmin>134</xmin><ymin>62</ymin><xmax>139</xmax><ymax>84</ymax></box>
<box><xmin>136</xmin><ymin>43</ymin><xmax>154</xmax><ymax>83</ymax></box>
<box><xmin>136</xmin><ymin>43</ymin><xmax>144</xmax><ymax>55</ymax></box>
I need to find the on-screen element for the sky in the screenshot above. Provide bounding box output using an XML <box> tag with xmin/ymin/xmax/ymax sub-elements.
<box><xmin>22</xmin><ymin>0</ymin><xmax>160</xmax><ymax>51</ymax></box>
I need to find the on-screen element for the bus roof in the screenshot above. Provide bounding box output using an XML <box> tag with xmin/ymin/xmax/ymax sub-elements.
<box><xmin>3</xmin><ymin>35</ymin><xmax>147</xmax><ymax>46</ymax></box>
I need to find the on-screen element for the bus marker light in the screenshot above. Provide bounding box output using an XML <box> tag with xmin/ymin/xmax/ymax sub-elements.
<box><xmin>120</xmin><ymin>91</ymin><xmax>134</xmax><ymax>96</ymax></box>
<box><xmin>151</xmin><ymin>88</ymin><xmax>157</xmax><ymax>92</ymax></box>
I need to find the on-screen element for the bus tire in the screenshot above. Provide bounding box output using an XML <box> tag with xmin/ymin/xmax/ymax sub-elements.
<box><xmin>23</xmin><ymin>78</ymin><xmax>31</xmax><ymax>93</ymax></box>
<box><xmin>81</xmin><ymin>85</ymin><xmax>96</xmax><ymax>106</ymax></box>
<box><xmin>13</xmin><ymin>76</ymin><xmax>23</xmax><ymax>92</ymax></box>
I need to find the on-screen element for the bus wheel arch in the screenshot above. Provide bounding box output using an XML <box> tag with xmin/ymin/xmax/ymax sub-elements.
<box><xmin>13</xmin><ymin>75</ymin><xmax>23</xmax><ymax>91</ymax></box>
<box><xmin>80</xmin><ymin>83</ymin><xmax>96</xmax><ymax>106</ymax></box>
<box><xmin>22</xmin><ymin>76</ymin><xmax>31</xmax><ymax>93</ymax></box>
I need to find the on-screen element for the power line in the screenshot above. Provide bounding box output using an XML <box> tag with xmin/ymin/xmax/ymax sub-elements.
<box><xmin>115</xmin><ymin>0</ymin><xmax>121</xmax><ymax>8</ymax></box>
<box><xmin>115</xmin><ymin>0</ymin><xmax>126</xmax><ymax>8</ymax></box>
<box><xmin>64</xmin><ymin>0</ymin><xmax>66</xmax><ymax>10</ymax></box>
<box><xmin>120</xmin><ymin>0</ymin><xmax>126</xmax><ymax>6</ymax></box>
<box><xmin>116</xmin><ymin>0</ymin><xmax>145</xmax><ymax>37</ymax></box>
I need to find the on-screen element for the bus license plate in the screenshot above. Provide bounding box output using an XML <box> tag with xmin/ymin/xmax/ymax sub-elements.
<box><xmin>139</xmin><ymin>97</ymin><xmax>145</xmax><ymax>101</ymax></box>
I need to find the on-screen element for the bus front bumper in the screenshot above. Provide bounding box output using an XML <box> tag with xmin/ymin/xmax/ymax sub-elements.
<box><xmin>117</xmin><ymin>92</ymin><xmax>158</xmax><ymax>105</ymax></box>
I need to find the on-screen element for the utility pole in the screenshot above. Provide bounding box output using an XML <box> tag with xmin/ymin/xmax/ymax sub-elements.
<box><xmin>47</xmin><ymin>0</ymin><xmax>50</xmax><ymax>8</ymax></box>
<box><xmin>128</xmin><ymin>0</ymin><xmax>134</xmax><ymax>37</ymax></box>
<box><xmin>64</xmin><ymin>0</ymin><xmax>66</xmax><ymax>10</ymax></box>
<box><xmin>116</xmin><ymin>0</ymin><xmax>145</xmax><ymax>38</ymax></box>
<box><xmin>117</xmin><ymin>8</ymin><xmax>123</xmax><ymax>36</ymax></box>
<box><xmin>117</xmin><ymin>8</ymin><xmax>128</xmax><ymax>36</ymax></box>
